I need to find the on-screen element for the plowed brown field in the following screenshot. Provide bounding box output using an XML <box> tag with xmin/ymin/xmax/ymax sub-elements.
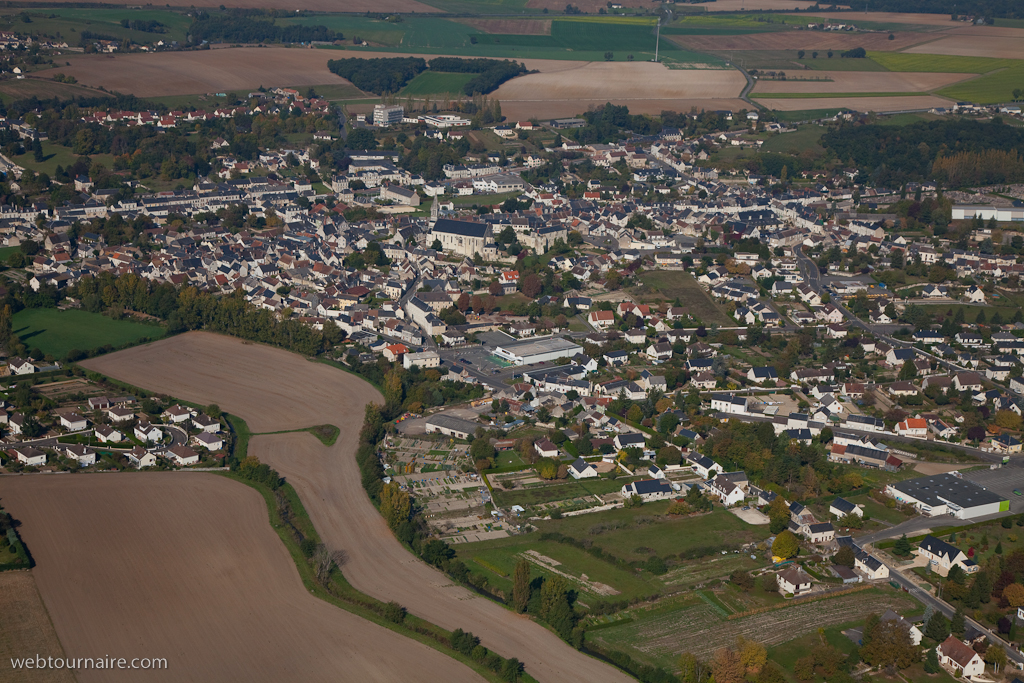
<box><xmin>0</xmin><ymin>572</ymin><xmax>75</xmax><ymax>683</ymax></box>
<box><xmin>0</xmin><ymin>473</ymin><xmax>483</xmax><ymax>683</ymax></box>
<box><xmin>82</xmin><ymin>332</ymin><xmax>633</xmax><ymax>683</ymax></box>
<box><xmin>756</xmin><ymin>94</ymin><xmax>952</xmax><ymax>111</ymax></box>
<box><xmin>675</xmin><ymin>30</ymin><xmax>930</xmax><ymax>52</ymax></box>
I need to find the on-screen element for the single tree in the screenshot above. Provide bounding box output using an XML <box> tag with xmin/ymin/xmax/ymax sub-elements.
<box><xmin>951</xmin><ymin>606</ymin><xmax>966</xmax><ymax>637</ymax></box>
<box><xmin>924</xmin><ymin>647</ymin><xmax>940</xmax><ymax>673</ymax></box>
<box><xmin>893</xmin><ymin>534</ymin><xmax>912</xmax><ymax>557</ymax></box>
<box><xmin>512</xmin><ymin>559</ymin><xmax>531</xmax><ymax>613</ymax></box>
<box><xmin>771</xmin><ymin>530</ymin><xmax>799</xmax><ymax>559</ymax></box>
<box><xmin>767</xmin><ymin>496</ymin><xmax>790</xmax><ymax>534</ymax></box>
<box><xmin>924</xmin><ymin>611</ymin><xmax>949</xmax><ymax>642</ymax></box>
<box><xmin>832</xmin><ymin>545</ymin><xmax>856</xmax><ymax>567</ymax></box>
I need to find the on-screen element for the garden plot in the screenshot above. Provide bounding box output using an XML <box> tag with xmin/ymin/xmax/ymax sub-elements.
<box><xmin>591</xmin><ymin>587</ymin><xmax>918</xmax><ymax>668</ymax></box>
<box><xmin>661</xmin><ymin>554</ymin><xmax>762</xmax><ymax>587</ymax></box>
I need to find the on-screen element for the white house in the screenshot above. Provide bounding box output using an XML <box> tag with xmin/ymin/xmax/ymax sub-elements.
<box><xmin>7</xmin><ymin>446</ymin><xmax>45</xmax><ymax>466</ymax></box>
<box><xmin>61</xmin><ymin>444</ymin><xmax>96</xmax><ymax>467</ymax></box>
<box><xmin>620</xmin><ymin>479</ymin><xmax>675</xmax><ymax>502</ymax></box>
<box><xmin>688</xmin><ymin>454</ymin><xmax>722</xmax><ymax>479</ymax></box>
<box><xmin>94</xmin><ymin>425</ymin><xmax>123</xmax><ymax>443</ymax></box>
<box><xmin>162</xmin><ymin>405</ymin><xmax>194</xmax><ymax>423</ymax></box>
<box><xmin>167</xmin><ymin>445</ymin><xmax>200</xmax><ymax>466</ymax></box>
<box><xmin>534</xmin><ymin>439</ymin><xmax>559</xmax><ymax>459</ymax></box>
<box><xmin>937</xmin><ymin>636</ymin><xmax>985</xmax><ymax>678</ymax></box>
<box><xmin>134</xmin><ymin>422</ymin><xmax>163</xmax><ymax>443</ymax></box>
<box><xmin>126</xmin><ymin>447</ymin><xmax>156</xmax><ymax>469</ymax></box>
<box><xmin>59</xmin><ymin>412</ymin><xmax>88</xmax><ymax>431</ymax></box>
<box><xmin>569</xmin><ymin>456</ymin><xmax>598</xmax><ymax>479</ymax></box>
<box><xmin>710</xmin><ymin>393</ymin><xmax>748</xmax><ymax>415</ymax></box>
<box><xmin>895</xmin><ymin>418</ymin><xmax>927</xmax><ymax>438</ymax></box>
<box><xmin>917</xmin><ymin>535</ymin><xmax>978</xmax><ymax>577</ymax></box>
<box><xmin>704</xmin><ymin>476</ymin><xmax>745</xmax><ymax>506</ymax></box>
<box><xmin>829</xmin><ymin>497</ymin><xmax>863</xmax><ymax>519</ymax></box>
<box><xmin>193</xmin><ymin>432</ymin><xmax>224</xmax><ymax>451</ymax></box>
<box><xmin>777</xmin><ymin>566</ymin><xmax>813</xmax><ymax>596</ymax></box>
<box><xmin>106</xmin><ymin>406</ymin><xmax>135</xmax><ymax>423</ymax></box>
<box><xmin>191</xmin><ymin>414</ymin><xmax>221</xmax><ymax>433</ymax></box>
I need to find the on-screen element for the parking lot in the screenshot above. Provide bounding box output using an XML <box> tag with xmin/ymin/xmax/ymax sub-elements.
<box><xmin>963</xmin><ymin>464</ymin><xmax>1024</xmax><ymax>514</ymax></box>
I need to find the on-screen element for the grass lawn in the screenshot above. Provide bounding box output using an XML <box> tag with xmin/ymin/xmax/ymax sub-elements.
<box><xmin>941</xmin><ymin>62</ymin><xmax>1024</xmax><ymax>104</ymax></box>
<box><xmin>0</xmin><ymin>78</ymin><xmax>110</xmax><ymax>105</ymax></box>
<box><xmin>13</xmin><ymin>140</ymin><xmax>115</xmax><ymax>178</ymax></box>
<box><xmin>845</xmin><ymin>493</ymin><xmax>908</xmax><ymax>525</ymax></box>
<box><xmin>0</xmin><ymin>246</ymin><xmax>20</xmax><ymax>264</ymax></box>
<box><xmin>535</xmin><ymin>505</ymin><xmax>760</xmax><ymax>562</ymax></box>
<box><xmin>13</xmin><ymin>308</ymin><xmax>165</xmax><ymax>359</ymax></box>
<box><xmin>633</xmin><ymin>270</ymin><xmax>732</xmax><ymax>326</ymax></box>
<box><xmin>400</xmin><ymin>71</ymin><xmax>475</xmax><ymax>96</ymax></box>
<box><xmin>458</xmin><ymin>536</ymin><xmax>663</xmax><ymax>602</ymax></box>
<box><xmin>760</xmin><ymin>124</ymin><xmax>825</xmax><ymax>155</ymax></box>
<box><xmin>771</xmin><ymin>108</ymin><xmax>845</xmax><ymax>122</ymax></box>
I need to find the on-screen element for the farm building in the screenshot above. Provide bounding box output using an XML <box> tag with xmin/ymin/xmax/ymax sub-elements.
<box><xmin>493</xmin><ymin>336</ymin><xmax>583</xmax><ymax>366</ymax></box>
<box><xmin>424</xmin><ymin>415</ymin><xmax>481</xmax><ymax>440</ymax></box>
<box><xmin>885</xmin><ymin>474</ymin><xmax>1008</xmax><ymax>519</ymax></box>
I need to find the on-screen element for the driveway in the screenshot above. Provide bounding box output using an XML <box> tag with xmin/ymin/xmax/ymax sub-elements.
<box><xmin>730</xmin><ymin>507</ymin><xmax>770</xmax><ymax>525</ymax></box>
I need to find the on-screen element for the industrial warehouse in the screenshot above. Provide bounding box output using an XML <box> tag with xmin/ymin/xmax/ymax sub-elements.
<box><xmin>492</xmin><ymin>336</ymin><xmax>583</xmax><ymax>366</ymax></box>
<box><xmin>885</xmin><ymin>474</ymin><xmax>1009</xmax><ymax>519</ymax></box>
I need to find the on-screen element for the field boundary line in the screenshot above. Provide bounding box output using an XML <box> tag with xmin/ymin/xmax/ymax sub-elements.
<box><xmin>696</xmin><ymin>590</ymin><xmax>729</xmax><ymax>617</ymax></box>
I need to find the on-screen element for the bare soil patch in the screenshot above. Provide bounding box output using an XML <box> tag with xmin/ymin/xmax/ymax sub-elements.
<box><xmin>0</xmin><ymin>473</ymin><xmax>482</xmax><ymax>683</ymax></box>
<box><xmin>676</xmin><ymin>30</ymin><xmax>929</xmax><ymax>52</ymax></box>
<box><xmin>913</xmin><ymin>461</ymin><xmax>967</xmax><ymax>475</ymax></box>
<box><xmin>81</xmin><ymin>332</ymin><xmax>633</xmax><ymax>683</ymax></box>
<box><xmin>454</xmin><ymin>18</ymin><xmax>551</xmax><ymax>35</ymax></box>
<box><xmin>0</xmin><ymin>572</ymin><xmax>75</xmax><ymax>683</ymax></box>
<box><xmin>902</xmin><ymin>35</ymin><xmax>1024</xmax><ymax>59</ymax></box>
<box><xmin>752</xmin><ymin>70</ymin><xmax>970</xmax><ymax>93</ymax></box>
<box><xmin>756</xmin><ymin>94</ymin><xmax>952</xmax><ymax>111</ymax></box>
<box><xmin>494</xmin><ymin>61</ymin><xmax>744</xmax><ymax>119</ymax></box>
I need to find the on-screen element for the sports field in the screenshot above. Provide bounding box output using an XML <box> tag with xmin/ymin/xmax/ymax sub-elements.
<box><xmin>13</xmin><ymin>308</ymin><xmax>165</xmax><ymax>359</ymax></box>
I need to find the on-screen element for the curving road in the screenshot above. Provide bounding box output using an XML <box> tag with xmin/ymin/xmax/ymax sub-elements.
<box><xmin>83</xmin><ymin>332</ymin><xmax>633</xmax><ymax>683</ymax></box>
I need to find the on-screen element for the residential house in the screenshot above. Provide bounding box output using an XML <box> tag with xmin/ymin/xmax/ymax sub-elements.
<box><xmin>777</xmin><ymin>566</ymin><xmax>813</xmax><ymax>596</ymax></box>
<box><xmin>917</xmin><ymin>535</ymin><xmax>978</xmax><ymax>577</ymax></box>
<box><xmin>7</xmin><ymin>446</ymin><xmax>45</xmax><ymax>466</ymax></box>
<box><xmin>569</xmin><ymin>456</ymin><xmax>598</xmax><ymax>479</ymax></box>
<box><xmin>126</xmin><ymin>446</ymin><xmax>157</xmax><ymax>469</ymax></box>
<box><xmin>59</xmin><ymin>412</ymin><xmax>88</xmax><ymax>431</ymax></box>
<box><xmin>134</xmin><ymin>422</ymin><xmax>163</xmax><ymax>443</ymax></box>
<box><xmin>880</xmin><ymin>610</ymin><xmax>923</xmax><ymax>646</ymax></box>
<box><xmin>620</xmin><ymin>478</ymin><xmax>675</xmax><ymax>502</ymax></box>
<box><xmin>937</xmin><ymin>636</ymin><xmax>985</xmax><ymax>678</ymax></box>
<box><xmin>829</xmin><ymin>497</ymin><xmax>863</xmax><ymax>519</ymax></box>
<box><xmin>895</xmin><ymin>418</ymin><xmax>927</xmax><ymax>438</ymax></box>
<box><xmin>193</xmin><ymin>432</ymin><xmax>225</xmax><ymax>451</ymax></box>
<box><xmin>534</xmin><ymin>439</ymin><xmax>559</xmax><ymax>459</ymax></box>
<box><xmin>94</xmin><ymin>425</ymin><xmax>123</xmax><ymax>443</ymax></box>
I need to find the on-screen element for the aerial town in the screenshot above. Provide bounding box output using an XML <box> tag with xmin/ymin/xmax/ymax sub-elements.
<box><xmin>2</xmin><ymin>1</ymin><xmax>1024</xmax><ymax>682</ymax></box>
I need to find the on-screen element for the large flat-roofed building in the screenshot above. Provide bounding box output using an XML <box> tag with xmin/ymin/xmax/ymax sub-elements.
<box><xmin>373</xmin><ymin>104</ymin><xmax>405</xmax><ymax>127</ymax></box>
<box><xmin>885</xmin><ymin>473</ymin><xmax>1008</xmax><ymax>519</ymax></box>
<box><xmin>493</xmin><ymin>336</ymin><xmax>583</xmax><ymax>366</ymax></box>
<box><xmin>425</xmin><ymin>415</ymin><xmax>481</xmax><ymax>440</ymax></box>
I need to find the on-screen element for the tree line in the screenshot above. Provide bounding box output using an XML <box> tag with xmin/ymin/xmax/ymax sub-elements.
<box><xmin>427</xmin><ymin>58</ymin><xmax>528</xmax><ymax>96</ymax></box>
<box><xmin>189</xmin><ymin>11</ymin><xmax>340</xmax><ymax>44</ymax></box>
<box><xmin>327</xmin><ymin>56</ymin><xmax>527</xmax><ymax>96</ymax></box>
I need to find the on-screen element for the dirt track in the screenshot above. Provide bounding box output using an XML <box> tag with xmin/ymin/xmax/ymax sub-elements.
<box><xmin>82</xmin><ymin>332</ymin><xmax>633</xmax><ymax>683</ymax></box>
<box><xmin>0</xmin><ymin>473</ymin><xmax>483</xmax><ymax>683</ymax></box>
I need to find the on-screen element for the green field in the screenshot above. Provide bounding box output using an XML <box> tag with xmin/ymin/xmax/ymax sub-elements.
<box><xmin>310</xmin><ymin>15</ymin><xmax>721</xmax><ymax>64</ymax></box>
<box><xmin>869</xmin><ymin>51</ymin><xmax>1019</xmax><ymax>74</ymax></box>
<box><xmin>799</xmin><ymin>56</ymin><xmax>888</xmax><ymax>71</ymax></box>
<box><xmin>0</xmin><ymin>7</ymin><xmax>191</xmax><ymax>44</ymax></box>
<box><xmin>940</xmin><ymin>64</ymin><xmax>1024</xmax><ymax>105</ymax></box>
<box><xmin>13</xmin><ymin>308</ymin><xmax>166</xmax><ymax>359</ymax></box>
<box><xmin>12</xmin><ymin>140</ymin><xmax>115</xmax><ymax>178</ymax></box>
<box><xmin>760</xmin><ymin>124</ymin><xmax>825</xmax><ymax>154</ymax></box>
<box><xmin>633</xmin><ymin>270</ymin><xmax>732</xmax><ymax>326</ymax></box>
<box><xmin>400</xmin><ymin>71</ymin><xmax>475</xmax><ymax>96</ymax></box>
<box><xmin>664</xmin><ymin>13</ymin><xmax>793</xmax><ymax>36</ymax></box>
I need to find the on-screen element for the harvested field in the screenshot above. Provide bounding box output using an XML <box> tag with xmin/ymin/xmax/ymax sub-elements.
<box><xmin>756</xmin><ymin>94</ymin><xmax>952</xmax><ymax>111</ymax></box>
<box><xmin>701</xmin><ymin>0</ymin><xmax>816</xmax><ymax>9</ymax></box>
<box><xmin>902</xmin><ymin>35</ymin><xmax>1024</xmax><ymax>59</ymax></box>
<box><xmin>0</xmin><ymin>473</ymin><xmax>482</xmax><ymax>683</ymax></box>
<box><xmin>52</xmin><ymin>47</ymin><xmax>590</xmax><ymax>98</ymax></box>
<box><xmin>675</xmin><ymin>30</ymin><xmax>929</xmax><ymax>52</ymax></box>
<box><xmin>72</xmin><ymin>0</ymin><xmax>440</xmax><ymax>11</ymax></box>
<box><xmin>455</xmin><ymin>18</ymin><xmax>551</xmax><ymax>35</ymax></box>
<box><xmin>82</xmin><ymin>333</ymin><xmax>633</xmax><ymax>683</ymax></box>
<box><xmin>0</xmin><ymin>572</ymin><xmax>75</xmax><ymax>683</ymax></box>
<box><xmin>494</xmin><ymin>61</ymin><xmax>744</xmax><ymax>119</ymax></box>
<box><xmin>752</xmin><ymin>70</ymin><xmax>970</xmax><ymax>93</ymax></box>
<box><xmin>0</xmin><ymin>77</ymin><xmax>108</xmax><ymax>104</ymax></box>
<box><xmin>812</xmin><ymin>12</ymin><xmax>975</xmax><ymax>27</ymax></box>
